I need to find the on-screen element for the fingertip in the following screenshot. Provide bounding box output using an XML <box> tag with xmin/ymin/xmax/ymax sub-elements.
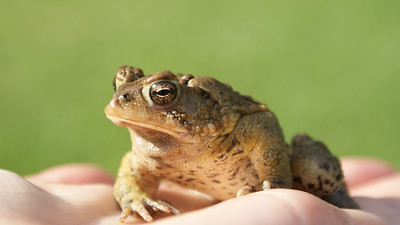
<box><xmin>27</xmin><ymin>164</ymin><xmax>115</xmax><ymax>185</ymax></box>
<box><xmin>341</xmin><ymin>157</ymin><xmax>396</xmax><ymax>188</ymax></box>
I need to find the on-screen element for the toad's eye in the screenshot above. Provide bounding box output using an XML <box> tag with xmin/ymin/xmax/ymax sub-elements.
<box><xmin>149</xmin><ymin>81</ymin><xmax>178</xmax><ymax>105</ymax></box>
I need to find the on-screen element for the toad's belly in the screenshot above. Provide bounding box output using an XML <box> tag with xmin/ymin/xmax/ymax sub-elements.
<box><xmin>166</xmin><ymin>157</ymin><xmax>260</xmax><ymax>200</ymax></box>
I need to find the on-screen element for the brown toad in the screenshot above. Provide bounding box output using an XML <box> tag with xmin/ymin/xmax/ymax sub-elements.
<box><xmin>105</xmin><ymin>66</ymin><xmax>359</xmax><ymax>223</ymax></box>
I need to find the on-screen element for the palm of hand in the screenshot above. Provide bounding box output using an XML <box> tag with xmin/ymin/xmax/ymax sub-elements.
<box><xmin>0</xmin><ymin>158</ymin><xmax>398</xmax><ymax>225</ymax></box>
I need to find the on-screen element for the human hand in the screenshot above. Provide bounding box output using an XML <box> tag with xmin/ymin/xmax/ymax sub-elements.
<box><xmin>0</xmin><ymin>158</ymin><xmax>398</xmax><ymax>225</ymax></box>
<box><xmin>0</xmin><ymin>164</ymin><xmax>215</xmax><ymax>225</ymax></box>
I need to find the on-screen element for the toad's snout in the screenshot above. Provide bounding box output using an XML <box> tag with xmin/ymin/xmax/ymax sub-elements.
<box><xmin>105</xmin><ymin>84</ymin><xmax>145</xmax><ymax>118</ymax></box>
<box><xmin>111</xmin><ymin>84</ymin><xmax>143</xmax><ymax>105</ymax></box>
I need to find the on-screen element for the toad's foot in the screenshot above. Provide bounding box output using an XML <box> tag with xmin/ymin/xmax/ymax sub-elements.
<box><xmin>118</xmin><ymin>192</ymin><xmax>179</xmax><ymax>223</ymax></box>
<box><xmin>236</xmin><ymin>185</ymin><xmax>257</xmax><ymax>197</ymax></box>
<box><xmin>262</xmin><ymin>180</ymin><xmax>273</xmax><ymax>190</ymax></box>
<box><xmin>262</xmin><ymin>180</ymin><xmax>290</xmax><ymax>190</ymax></box>
<box><xmin>236</xmin><ymin>179</ymin><xmax>288</xmax><ymax>197</ymax></box>
<box><xmin>237</xmin><ymin>180</ymin><xmax>289</xmax><ymax>197</ymax></box>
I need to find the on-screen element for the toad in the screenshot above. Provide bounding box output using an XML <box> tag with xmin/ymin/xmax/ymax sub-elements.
<box><xmin>105</xmin><ymin>66</ymin><xmax>359</xmax><ymax>223</ymax></box>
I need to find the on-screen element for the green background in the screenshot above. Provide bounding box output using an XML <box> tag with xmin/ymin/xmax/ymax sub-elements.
<box><xmin>1</xmin><ymin>0</ymin><xmax>399</xmax><ymax>175</ymax></box>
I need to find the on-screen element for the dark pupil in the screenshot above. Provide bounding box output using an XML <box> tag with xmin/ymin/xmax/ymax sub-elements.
<box><xmin>150</xmin><ymin>81</ymin><xmax>178</xmax><ymax>105</ymax></box>
<box><xmin>157</xmin><ymin>89</ymin><xmax>171</xmax><ymax>96</ymax></box>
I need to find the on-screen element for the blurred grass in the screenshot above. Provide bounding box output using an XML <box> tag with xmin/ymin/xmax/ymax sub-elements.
<box><xmin>0</xmin><ymin>0</ymin><xmax>399</xmax><ymax>175</ymax></box>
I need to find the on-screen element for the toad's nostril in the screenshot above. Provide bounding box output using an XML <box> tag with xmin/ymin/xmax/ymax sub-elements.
<box><xmin>118</xmin><ymin>93</ymin><xmax>130</xmax><ymax>102</ymax></box>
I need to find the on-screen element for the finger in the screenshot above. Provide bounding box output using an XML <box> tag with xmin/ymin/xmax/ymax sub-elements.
<box><xmin>154</xmin><ymin>189</ymin><xmax>387</xmax><ymax>225</ymax></box>
<box><xmin>341</xmin><ymin>157</ymin><xmax>396</xmax><ymax>188</ymax></box>
<box><xmin>44</xmin><ymin>183</ymin><xmax>119</xmax><ymax>223</ymax></box>
<box><xmin>352</xmin><ymin>174</ymin><xmax>400</xmax><ymax>225</ymax></box>
<box><xmin>0</xmin><ymin>169</ymin><xmax>75</xmax><ymax>225</ymax></box>
<box><xmin>1</xmin><ymin>169</ymin><xmax>120</xmax><ymax>225</ymax></box>
<box><xmin>353</xmin><ymin>173</ymin><xmax>400</xmax><ymax>197</ymax></box>
<box><xmin>26</xmin><ymin>163</ymin><xmax>114</xmax><ymax>185</ymax></box>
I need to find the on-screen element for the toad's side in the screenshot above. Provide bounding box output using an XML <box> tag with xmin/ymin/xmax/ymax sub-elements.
<box><xmin>105</xmin><ymin>66</ymin><xmax>359</xmax><ymax>223</ymax></box>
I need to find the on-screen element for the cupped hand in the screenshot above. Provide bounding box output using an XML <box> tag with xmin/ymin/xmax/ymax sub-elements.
<box><xmin>0</xmin><ymin>158</ymin><xmax>398</xmax><ymax>225</ymax></box>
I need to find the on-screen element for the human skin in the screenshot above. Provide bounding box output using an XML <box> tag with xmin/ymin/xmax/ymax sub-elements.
<box><xmin>0</xmin><ymin>158</ymin><xmax>398</xmax><ymax>225</ymax></box>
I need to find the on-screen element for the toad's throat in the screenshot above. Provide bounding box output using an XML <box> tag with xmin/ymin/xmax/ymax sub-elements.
<box><xmin>106</xmin><ymin>115</ymin><xmax>196</xmax><ymax>144</ymax></box>
<box><xmin>129</xmin><ymin>127</ymin><xmax>182</xmax><ymax>150</ymax></box>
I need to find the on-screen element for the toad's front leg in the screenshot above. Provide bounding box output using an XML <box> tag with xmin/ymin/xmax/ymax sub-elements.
<box><xmin>114</xmin><ymin>151</ymin><xmax>179</xmax><ymax>223</ymax></box>
<box><xmin>236</xmin><ymin>146</ymin><xmax>292</xmax><ymax>197</ymax></box>
<box><xmin>233</xmin><ymin>113</ymin><xmax>293</xmax><ymax>196</ymax></box>
<box><xmin>253</xmin><ymin>148</ymin><xmax>293</xmax><ymax>191</ymax></box>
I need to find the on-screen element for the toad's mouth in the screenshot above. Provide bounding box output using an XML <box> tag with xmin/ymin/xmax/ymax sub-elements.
<box><xmin>106</xmin><ymin>115</ymin><xmax>196</xmax><ymax>144</ymax></box>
